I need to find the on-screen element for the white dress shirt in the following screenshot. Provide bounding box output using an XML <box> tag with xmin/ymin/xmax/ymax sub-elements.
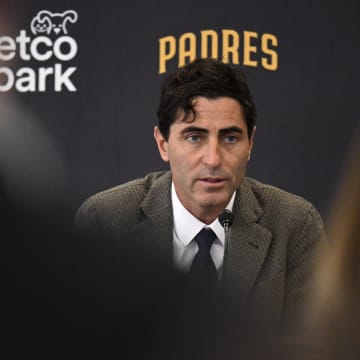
<box><xmin>171</xmin><ymin>182</ymin><xmax>236</xmax><ymax>273</ymax></box>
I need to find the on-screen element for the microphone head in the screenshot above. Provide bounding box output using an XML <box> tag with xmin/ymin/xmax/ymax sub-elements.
<box><xmin>218</xmin><ymin>209</ymin><xmax>234</xmax><ymax>228</ymax></box>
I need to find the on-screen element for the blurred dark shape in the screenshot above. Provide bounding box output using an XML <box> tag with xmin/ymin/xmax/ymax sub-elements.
<box><xmin>3</xmin><ymin>172</ymin><xmax>277</xmax><ymax>359</ymax></box>
<box><xmin>0</xmin><ymin>0</ymin><xmax>69</xmax><ymax>220</ymax></box>
<box><xmin>273</xmin><ymin>128</ymin><xmax>360</xmax><ymax>360</ymax></box>
<box><xmin>0</xmin><ymin>97</ymin><xmax>69</xmax><ymax>219</ymax></box>
<box><xmin>310</xmin><ymin>128</ymin><xmax>360</xmax><ymax>359</ymax></box>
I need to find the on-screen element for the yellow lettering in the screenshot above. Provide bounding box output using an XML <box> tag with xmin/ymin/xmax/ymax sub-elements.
<box><xmin>158</xmin><ymin>29</ymin><xmax>279</xmax><ymax>73</ymax></box>
<box><xmin>158</xmin><ymin>36</ymin><xmax>176</xmax><ymax>74</ymax></box>
<box><xmin>243</xmin><ymin>31</ymin><xmax>258</xmax><ymax>67</ymax></box>
<box><xmin>222</xmin><ymin>29</ymin><xmax>239</xmax><ymax>63</ymax></box>
<box><xmin>261</xmin><ymin>33</ymin><xmax>278</xmax><ymax>71</ymax></box>
<box><xmin>178</xmin><ymin>32</ymin><xmax>196</xmax><ymax>67</ymax></box>
<box><xmin>200</xmin><ymin>30</ymin><xmax>218</xmax><ymax>59</ymax></box>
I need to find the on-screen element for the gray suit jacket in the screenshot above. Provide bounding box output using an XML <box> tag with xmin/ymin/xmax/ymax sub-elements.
<box><xmin>75</xmin><ymin>171</ymin><xmax>325</xmax><ymax>332</ymax></box>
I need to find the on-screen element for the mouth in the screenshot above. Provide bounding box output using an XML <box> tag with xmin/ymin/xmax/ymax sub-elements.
<box><xmin>198</xmin><ymin>177</ymin><xmax>227</xmax><ymax>185</ymax></box>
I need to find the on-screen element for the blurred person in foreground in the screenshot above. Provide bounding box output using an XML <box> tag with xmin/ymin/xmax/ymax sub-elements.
<box><xmin>305</xmin><ymin>129</ymin><xmax>360</xmax><ymax>359</ymax></box>
<box><xmin>272</xmin><ymin>129</ymin><xmax>360</xmax><ymax>360</ymax></box>
<box><xmin>0</xmin><ymin>1</ymin><xmax>69</xmax><ymax>219</ymax></box>
<box><xmin>76</xmin><ymin>58</ymin><xmax>326</xmax><ymax>342</ymax></box>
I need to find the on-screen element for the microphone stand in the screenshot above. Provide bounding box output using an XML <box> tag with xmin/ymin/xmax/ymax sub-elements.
<box><xmin>218</xmin><ymin>210</ymin><xmax>234</xmax><ymax>288</ymax></box>
<box><xmin>222</xmin><ymin>222</ymin><xmax>230</xmax><ymax>287</ymax></box>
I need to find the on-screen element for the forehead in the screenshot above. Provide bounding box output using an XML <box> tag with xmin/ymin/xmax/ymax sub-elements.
<box><xmin>174</xmin><ymin>96</ymin><xmax>246</xmax><ymax>129</ymax></box>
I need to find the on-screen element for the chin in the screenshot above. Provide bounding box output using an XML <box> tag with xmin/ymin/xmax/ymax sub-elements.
<box><xmin>198</xmin><ymin>195</ymin><xmax>229</xmax><ymax>209</ymax></box>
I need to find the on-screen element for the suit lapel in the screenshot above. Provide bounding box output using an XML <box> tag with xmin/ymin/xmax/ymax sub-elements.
<box><xmin>130</xmin><ymin>173</ymin><xmax>272</xmax><ymax>298</ymax></box>
<box><xmin>224</xmin><ymin>179</ymin><xmax>272</xmax><ymax>300</ymax></box>
<box><xmin>131</xmin><ymin>172</ymin><xmax>173</xmax><ymax>264</ymax></box>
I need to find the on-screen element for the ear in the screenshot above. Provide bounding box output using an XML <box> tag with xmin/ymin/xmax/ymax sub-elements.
<box><xmin>247</xmin><ymin>126</ymin><xmax>256</xmax><ymax>161</ymax></box>
<box><xmin>154</xmin><ymin>126</ymin><xmax>169</xmax><ymax>162</ymax></box>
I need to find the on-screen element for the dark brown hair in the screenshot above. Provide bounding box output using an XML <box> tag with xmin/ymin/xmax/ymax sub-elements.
<box><xmin>157</xmin><ymin>58</ymin><xmax>256</xmax><ymax>140</ymax></box>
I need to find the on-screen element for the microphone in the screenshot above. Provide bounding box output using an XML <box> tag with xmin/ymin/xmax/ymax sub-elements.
<box><xmin>218</xmin><ymin>210</ymin><xmax>234</xmax><ymax>283</ymax></box>
<box><xmin>218</xmin><ymin>209</ymin><xmax>234</xmax><ymax>231</ymax></box>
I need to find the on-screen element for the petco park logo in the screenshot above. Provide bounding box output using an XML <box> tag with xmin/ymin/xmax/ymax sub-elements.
<box><xmin>0</xmin><ymin>10</ymin><xmax>78</xmax><ymax>92</ymax></box>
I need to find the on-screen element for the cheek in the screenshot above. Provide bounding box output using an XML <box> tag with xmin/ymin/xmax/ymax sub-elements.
<box><xmin>171</xmin><ymin>148</ymin><xmax>195</xmax><ymax>170</ymax></box>
<box><xmin>178</xmin><ymin>159</ymin><xmax>194</xmax><ymax>181</ymax></box>
<box><xmin>169</xmin><ymin>153</ymin><xmax>189</xmax><ymax>177</ymax></box>
<box><xmin>228</xmin><ymin>154</ymin><xmax>249</xmax><ymax>176</ymax></box>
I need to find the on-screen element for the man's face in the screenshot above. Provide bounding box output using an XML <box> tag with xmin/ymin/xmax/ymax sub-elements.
<box><xmin>154</xmin><ymin>96</ymin><xmax>255</xmax><ymax>223</ymax></box>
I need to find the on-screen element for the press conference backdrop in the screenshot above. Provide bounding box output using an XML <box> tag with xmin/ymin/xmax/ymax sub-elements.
<box><xmin>1</xmin><ymin>0</ymin><xmax>359</xmax><ymax>221</ymax></box>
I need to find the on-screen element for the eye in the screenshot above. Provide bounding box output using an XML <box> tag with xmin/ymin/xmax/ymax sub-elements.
<box><xmin>224</xmin><ymin>135</ymin><xmax>238</xmax><ymax>144</ymax></box>
<box><xmin>186</xmin><ymin>134</ymin><xmax>201</xmax><ymax>143</ymax></box>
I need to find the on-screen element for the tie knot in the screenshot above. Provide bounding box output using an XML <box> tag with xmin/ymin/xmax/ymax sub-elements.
<box><xmin>193</xmin><ymin>228</ymin><xmax>216</xmax><ymax>251</ymax></box>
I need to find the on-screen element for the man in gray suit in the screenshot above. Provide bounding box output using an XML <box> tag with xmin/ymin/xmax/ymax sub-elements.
<box><xmin>76</xmin><ymin>58</ymin><xmax>325</xmax><ymax>335</ymax></box>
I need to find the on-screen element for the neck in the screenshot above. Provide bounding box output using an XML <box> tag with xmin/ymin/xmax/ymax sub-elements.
<box><xmin>189</xmin><ymin>205</ymin><xmax>225</xmax><ymax>225</ymax></box>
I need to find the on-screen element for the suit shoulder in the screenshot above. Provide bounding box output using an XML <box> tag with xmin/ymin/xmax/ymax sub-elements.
<box><xmin>75</xmin><ymin>171</ymin><xmax>168</xmax><ymax>230</ymax></box>
<box><xmin>244</xmin><ymin>177</ymin><xmax>321</xmax><ymax>220</ymax></box>
<box><xmin>83</xmin><ymin>171</ymin><xmax>167</xmax><ymax>206</ymax></box>
<box><xmin>243</xmin><ymin>178</ymin><xmax>325</xmax><ymax>252</ymax></box>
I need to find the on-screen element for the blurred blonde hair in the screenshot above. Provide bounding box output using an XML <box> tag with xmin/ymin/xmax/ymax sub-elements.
<box><xmin>307</xmin><ymin>128</ymin><xmax>360</xmax><ymax>359</ymax></box>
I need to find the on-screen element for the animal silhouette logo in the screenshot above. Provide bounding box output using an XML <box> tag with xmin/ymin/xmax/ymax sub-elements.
<box><xmin>31</xmin><ymin>10</ymin><xmax>78</xmax><ymax>36</ymax></box>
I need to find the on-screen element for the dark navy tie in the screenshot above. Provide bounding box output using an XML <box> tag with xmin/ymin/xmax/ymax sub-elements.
<box><xmin>189</xmin><ymin>228</ymin><xmax>218</xmax><ymax>281</ymax></box>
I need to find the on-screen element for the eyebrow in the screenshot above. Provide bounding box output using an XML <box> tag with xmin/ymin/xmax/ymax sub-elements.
<box><xmin>180</xmin><ymin>126</ymin><xmax>208</xmax><ymax>135</ymax></box>
<box><xmin>218</xmin><ymin>126</ymin><xmax>244</xmax><ymax>135</ymax></box>
<box><xmin>180</xmin><ymin>126</ymin><xmax>244</xmax><ymax>136</ymax></box>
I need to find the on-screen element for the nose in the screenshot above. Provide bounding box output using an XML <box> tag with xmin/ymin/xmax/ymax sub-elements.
<box><xmin>202</xmin><ymin>139</ymin><xmax>222</xmax><ymax>168</ymax></box>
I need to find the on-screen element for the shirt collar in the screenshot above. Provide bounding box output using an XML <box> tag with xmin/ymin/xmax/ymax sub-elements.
<box><xmin>171</xmin><ymin>182</ymin><xmax>236</xmax><ymax>246</ymax></box>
